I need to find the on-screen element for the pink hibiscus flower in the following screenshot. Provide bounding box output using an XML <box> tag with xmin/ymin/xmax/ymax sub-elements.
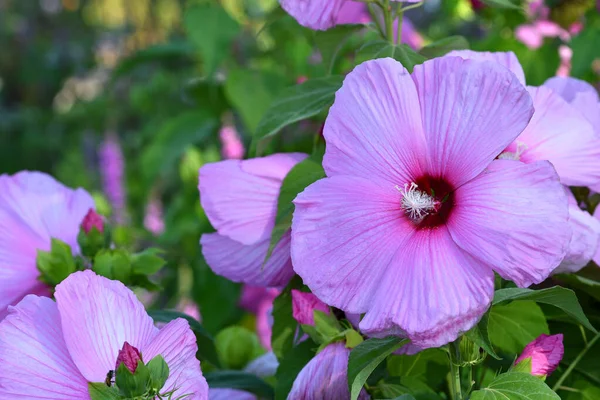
<box><xmin>239</xmin><ymin>285</ymin><xmax>280</xmax><ymax>349</ymax></box>
<box><xmin>199</xmin><ymin>153</ymin><xmax>307</xmax><ymax>287</ymax></box>
<box><xmin>219</xmin><ymin>125</ymin><xmax>245</xmax><ymax>160</ymax></box>
<box><xmin>0</xmin><ymin>270</ymin><xmax>208</xmax><ymax>399</ymax></box>
<box><xmin>514</xmin><ymin>333</ymin><xmax>564</xmax><ymax>377</ymax></box>
<box><xmin>291</xmin><ymin>56</ymin><xmax>571</xmax><ymax>349</ymax></box>
<box><xmin>449</xmin><ymin>51</ymin><xmax>600</xmax><ymax>273</ymax></box>
<box><xmin>0</xmin><ymin>171</ymin><xmax>95</xmax><ymax>320</ymax></box>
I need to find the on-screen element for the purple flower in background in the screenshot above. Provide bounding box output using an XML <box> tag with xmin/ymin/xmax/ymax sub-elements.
<box><xmin>292</xmin><ymin>290</ymin><xmax>330</xmax><ymax>326</ymax></box>
<box><xmin>289</xmin><ymin>342</ymin><xmax>369</xmax><ymax>399</ymax></box>
<box><xmin>199</xmin><ymin>153</ymin><xmax>307</xmax><ymax>287</ymax></box>
<box><xmin>0</xmin><ymin>270</ymin><xmax>208</xmax><ymax>399</ymax></box>
<box><xmin>144</xmin><ymin>194</ymin><xmax>165</xmax><ymax>235</ymax></box>
<box><xmin>292</xmin><ymin>57</ymin><xmax>570</xmax><ymax>349</ymax></box>
<box><xmin>239</xmin><ymin>285</ymin><xmax>280</xmax><ymax>350</ymax></box>
<box><xmin>219</xmin><ymin>125</ymin><xmax>245</xmax><ymax>160</ymax></box>
<box><xmin>0</xmin><ymin>171</ymin><xmax>94</xmax><ymax>320</ymax></box>
<box><xmin>514</xmin><ymin>334</ymin><xmax>564</xmax><ymax>377</ymax></box>
<box><xmin>99</xmin><ymin>134</ymin><xmax>126</xmax><ymax>225</ymax></box>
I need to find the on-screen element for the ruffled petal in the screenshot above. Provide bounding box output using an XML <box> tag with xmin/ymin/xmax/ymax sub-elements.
<box><xmin>142</xmin><ymin>319</ymin><xmax>209</xmax><ymax>400</ymax></box>
<box><xmin>199</xmin><ymin>154</ymin><xmax>306</xmax><ymax>245</ymax></box>
<box><xmin>509</xmin><ymin>86</ymin><xmax>600</xmax><ymax>186</ymax></box>
<box><xmin>411</xmin><ymin>56</ymin><xmax>534</xmax><ymax>187</ymax></box>
<box><xmin>358</xmin><ymin>225</ymin><xmax>494</xmax><ymax>349</ymax></box>
<box><xmin>292</xmin><ymin>175</ymin><xmax>414</xmax><ymax>313</ymax></box>
<box><xmin>288</xmin><ymin>342</ymin><xmax>368</xmax><ymax>400</ymax></box>
<box><xmin>448</xmin><ymin>160</ymin><xmax>571</xmax><ymax>288</ymax></box>
<box><xmin>544</xmin><ymin>76</ymin><xmax>600</xmax><ymax>135</ymax></box>
<box><xmin>201</xmin><ymin>231</ymin><xmax>294</xmax><ymax>287</ymax></box>
<box><xmin>55</xmin><ymin>270</ymin><xmax>157</xmax><ymax>382</ymax></box>
<box><xmin>553</xmin><ymin>204</ymin><xmax>600</xmax><ymax>274</ymax></box>
<box><xmin>447</xmin><ymin>50</ymin><xmax>526</xmax><ymax>85</ymax></box>
<box><xmin>322</xmin><ymin>58</ymin><xmax>428</xmax><ymax>187</ymax></box>
<box><xmin>0</xmin><ymin>296</ymin><xmax>88</xmax><ymax>399</ymax></box>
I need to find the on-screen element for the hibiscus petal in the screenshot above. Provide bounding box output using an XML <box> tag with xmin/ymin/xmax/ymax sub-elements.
<box><xmin>544</xmin><ymin>76</ymin><xmax>600</xmax><ymax>134</ymax></box>
<box><xmin>411</xmin><ymin>56</ymin><xmax>534</xmax><ymax>187</ymax></box>
<box><xmin>292</xmin><ymin>175</ymin><xmax>415</xmax><ymax>313</ymax></box>
<box><xmin>359</xmin><ymin>225</ymin><xmax>495</xmax><ymax>349</ymax></box>
<box><xmin>199</xmin><ymin>154</ymin><xmax>306</xmax><ymax>245</ymax></box>
<box><xmin>0</xmin><ymin>296</ymin><xmax>88</xmax><ymax>399</ymax></box>
<box><xmin>447</xmin><ymin>50</ymin><xmax>526</xmax><ymax>84</ymax></box>
<box><xmin>201</xmin><ymin>231</ymin><xmax>294</xmax><ymax>287</ymax></box>
<box><xmin>55</xmin><ymin>270</ymin><xmax>157</xmax><ymax>382</ymax></box>
<box><xmin>513</xmin><ymin>86</ymin><xmax>600</xmax><ymax>186</ymax></box>
<box><xmin>142</xmin><ymin>319</ymin><xmax>209</xmax><ymax>400</ymax></box>
<box><xmin>209</xmin><ymin>388</ymin><xmax>256</xmax><ymax>400</ymax></box>
<box><xmin>448</xmin><ymin>160</ymin><xmax>571</xmax><ymax>287</ymax></box>
<box><xmin>322</xmin><ymin>58</ymin><xmax>428</xmax><ymax>187</ymax></box>
<box><xmin>280</xmin><ymin>0</ymin><xmax>346</xmax><ymax>30</ymax></box>
<box><xmin>553</xmin><ymin>204</ymin><xmax>600</xmax><ymax>274</ymax></box>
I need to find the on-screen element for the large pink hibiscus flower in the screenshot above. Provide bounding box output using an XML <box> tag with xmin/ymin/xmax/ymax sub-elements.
<box><xmin>291</xmin><ymin>57</ymin><xmax>571</xmax><ymax>349</ymax></box>
<box><xmin>0</xmin><ymin>171</ymin><xmax>95</xmax><ymax>320</ymax></box>
<box><xmin>0</xmin><ymin>270</ymin><xmax>208</xmax><ymax>399</ymax></box>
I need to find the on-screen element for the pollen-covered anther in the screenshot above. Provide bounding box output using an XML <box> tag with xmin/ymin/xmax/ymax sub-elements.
<box><xmin>498</xmin><ymin>141</ymin><xmax>528</xmax><ymax>161</ymax></box>
<box><xmin>397</xmin><ymin>183</ymin><xmax>440</xmax><ymax>223</ymax></box>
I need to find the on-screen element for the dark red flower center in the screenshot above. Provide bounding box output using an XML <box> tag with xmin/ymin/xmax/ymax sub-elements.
<box><xmin>401</xmin><ymin>175</ymin><xmax>455</xmax><ymax>229</ymax></box>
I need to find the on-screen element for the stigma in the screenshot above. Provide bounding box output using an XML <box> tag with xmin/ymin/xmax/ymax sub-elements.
<box><xmin>498</xmin><ymin>141</ymin><xmax>528</xmax><ymax>161</ymax></box>
<box><xmin>397</xmin><ymin>183</ymin><xmax>439</xmax><ymax>223</ymax></box>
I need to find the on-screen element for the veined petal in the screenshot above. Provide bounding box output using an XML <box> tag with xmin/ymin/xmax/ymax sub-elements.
<box><xmin>359</xmin><ymin>226</ymin><xmax>494</xmax><ymax>349</ymax></box>
<box><xmin>292</xmin><ymin>175</ymin><xmax>414</xmax><ymax>313</ymax></box>
<box><xmin>553</xmin><ymin>204</ymin><xmax>600</xmax><ymax>274</ymax></box>
<box><xmin>0</xmin><ymin>296</ymin><xmax>88</xmax><ymax>399</ymax></box>
<box><xmin>280</xmin><ymin>0</ymin><xmax>346</xmax><ymax>30</ymax></box>
<box><xmin>448</xmin><ymin>160</ymin><xmax>571</xmax><ymax>288</ymax></box>
<box><xmin>322</xmin><ymin>58</ymin><xmax>428</xmax><ymax>188</ymax></box>
<box><xmin>447</xmin><ymin>50</ymin><xmax>526</xmax><ymax>85</ymax></box>
<box><xmin>199</xmin><ymin>154</ymin><xmax>306</xmax><ymax>245</ymax></box>
<box><xmin>55</xmin><ymin>271</ymin><xmax>157</xmax><ymax>382</ymax></box>
<box><xmin>511</xmin><ymin>86</ymin><xmax>600</xmax><ymax>186</ymax></box>
<box><xmin>201</xmin><ymin>231</ymin><xmax>294</xmax><ymax>287</ymax></box>
<box><xmin>411</xmin><ymin>56</ymin><xmax>534</xmax><ymax>187</ymax></box>
<box><xmin>142</xmin><ymin>319</ymin><xmax>208</xmax><ymax>400</ymax></box>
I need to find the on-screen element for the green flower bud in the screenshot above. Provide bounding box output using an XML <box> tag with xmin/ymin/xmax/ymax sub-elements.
<box><xmin>215</xmin><ymin>326</ymin><xmax>264</xmax><ymax>369</ymax></box>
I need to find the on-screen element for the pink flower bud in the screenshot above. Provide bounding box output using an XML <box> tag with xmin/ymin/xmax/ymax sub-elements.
<box><xmin>296</xmin><ymin>76</ymin><xmax>308</xmax><ymax>84</ymax></box>
<box><xmin>291</xmin><ymin>289</ymin><xmax>329</xmax><ymax>326</ymax></box>
<box><xmin>81</xmin><ymin>209</ymin><xmax>104</xmax><ymax>234</ymax></box>
<box><xmin>514</xmin><ymin>334</ymin><xmax>564</xmax><ymax>377</ymax></box>
<box><xmin>115</xmin><ymin>342</ymin><xmax>142</xmax><ymax>373</ymax></box>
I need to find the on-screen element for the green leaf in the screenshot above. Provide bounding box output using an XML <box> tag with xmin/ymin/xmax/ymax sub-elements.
<box><xmin>345</xmin><ymin>329</ymin><xmax>364</xmax><ymax>349</ymax></box>
<box><xmin>387</xmin><ymin>349</ymin><xmax>448</xmax><ymax>389</ymax></box>
<box><xmin>93</xmin><ymin>249</ymin><xmax>132</xmax><ymax>283</ymax></box>
<box><xmin>37</xmin><ymin>238</ymin><xmax>77</xmax><ymax>286</ymax></box>
<box><xmin>274</xmin><ymin>339</ymin><xmax>317</xmax><ymax>400</ymax></box>
<box><xmin>489</xmin><ymin>301</ymin><xmax>549</xmax><ymax>354</ymax></box>
<box><xmin>470</xmin><ymin>372</ymin><xmax>560</xmax><ymax>399</ymax></box>
<box><xmin>481</xmin><ymin>0</ymin><xmax>521</xmax><ymax>9</ymax></box>
<box><xmin>391</xmin><ymin>396</ymin><xmax>417</xmax><ymax>400</ymax></box>
<box><xmin>357</xmin><ymin>41</ymin><xmax>426</xmax><ymax>72</ymax></box>
<box><xmin>564</xmin><ymin>379</ymin><xmax>600</xmax><ymax>400</ymax></box>
<box><xmin>378</xmin><ymin>377</ymin><xmax>439</xmax><ymax>399</ymax></box>
<box><xmin>264</xmin><ymin>159</ymin><xmax>326</xmax><ymax>265</ymax></box>
<box><xmin>204</xmin><ymin>371</ymin><xmax>274</xmax><ymax>398</ymax></box>
<box><xmin>514</xmin><ymin>41</ymin><xmax>561</xmax><ymax>86</ymax></box>
<box><xmin>111</xmin><ymin>41</ymin><xmax>195</xmax><ymax>79</ymax></box>
<box><xmin>314</xmin><ymin>25</ymin><xmax>364</xmax><ymax>73</ymax></box>
<box><xmin>116</xmin><ymin>361</ymin><xmax>150</xmax><ymax>398</ymax></box>
<box><xmin>131</xmin><ymin>248</ymin><xmax>166</xmax><ymax>276</ymax></box>
<box><xmin>253</xmin><ymin>76</ymin><xmax>343</xmax><ymax>155</ymax></box>
<box><xmin>419</xmin><ymin>36</ymin><xmax>469</xmax><ymax>58</ymax></box>
<box><xmin>271</xmin><ymin>277</ymin><xmax>304</xmax><ymax>359</ymax></box>
<box><xmin>466</xmin><ymin>311</ymin><xmax>501</xmax><ymax>360</ymax></box>
<box><xmin>88</xmin><ymin>382</ymin><xmax>120</xmax><ymax>400</ymax></box>
<box><xmin>184</xmin><ymin>3</ymin><xmax>240</xmax><ymax>76</ymax></box>
<box><xmin>570</xmin><ymin>15</ymin><xmax>600</xmax><ymax>79</ymax></box>
<box><xmin>148</xmin><ymin>309</ymin><xmax>221</xmax><ymax>368</ymax></box>
<box><xmin>348</xmin><ymin>336</ymin><xmax>409</xmax><ymax>400</ymax></box>
<box><xmin>493</xmin><ymin>286</ymin><xmax>596</xmax><ymax>333</ymax></box>
<box><xmin>146</xmin><ymin>355</ymin><xmax>169</xmax><ymax>393</ymax></box>
<box><xmin>224</xmin><ymin>68</ymin><xmax>286</xmax><ymax>135</ymax></box>
<box><xmin>554</xmin><ymin>273</ymin><xmax>600</xmax><ymax>302</ymax></box>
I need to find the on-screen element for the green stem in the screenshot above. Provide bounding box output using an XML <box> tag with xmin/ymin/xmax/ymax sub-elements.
<box><xmin>553</xmin><ymin>332</ymin><xmax>600</xmax><ymax>391</ymax></box>
<box><xmin>449</xmin><ymin>341</ymin><xmax>463</xmax><ymax>400</ymax></box>
<box><xmin>396</xmin><ymin>10</ymin><xmax>403</xmax><ymax>44</ymax></box>
<box><xmin>383</xmin><ymin>0</ymin><xmax>394</xmax><ymax>44</ymax></box>
<box><xmin>367</xmin><ymin>3</ymin><xmax>385</xmax><ymax>38</ymax></box>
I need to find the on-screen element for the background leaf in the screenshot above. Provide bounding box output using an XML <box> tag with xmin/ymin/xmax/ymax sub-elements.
<box><xmin>488</xmin><ymin>301</ymin><xmax>549</xmax><ymax>354</ymax></box>
<box><xmin>470</xmin><ymin>372</ymin><xmax>560</xmax><ymax>399</ymax></box>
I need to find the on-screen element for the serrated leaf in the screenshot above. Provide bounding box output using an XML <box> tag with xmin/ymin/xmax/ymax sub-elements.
<box><xmin>470</xmin><ymin>372</ymin><xmax>560</xmax><ymax>399</ymax></box>
<box><xmin>348</xmin><ymin>336</ymin><xmax>409</xmax><ymax>400</ymax></box>
<box><xmin>274</xmin><ymin>339</ymin><xmax>317</xmax><ymax>400</ymax></box>
<box><xmin>148</xmin><ymin>309</ymin><xmax>221</xmax><ymax>368</ymax></box>
<box><xmin>204</xmin><ymin>371</ymin><xmax>274</xmax><ymax>398</ymax></box>
<box><xmin>493</xmin><ymin>286</ymin><xmax>596</xmax><ymax>332</ymax></box>
<box><xmin>419</xmin><ymin>36</ymin><xmax>469</xmax><ymax>58</ymax></box>
<box><xmin>466</xmin><ymin>311</ymin><xmax>501</xmax><ymax>360</ymax></box>
<box><xmin>253</xmin><ymin>76</ymin><xmax>343</xmax><ymax>155</ymax></box>
<box><xmin>489</xmin><ymin>301</ymin><xmax>549</xmax><ymax>354</ymax></box>
<box><xmin>263</xmin><ymin>158</ymin><xmax>325</xmax><ymax>265</ymax></box>
<box><xmin>184</xmin><ymin>3</ymin><xmax>240</xmax><ymax>76</ymax></box>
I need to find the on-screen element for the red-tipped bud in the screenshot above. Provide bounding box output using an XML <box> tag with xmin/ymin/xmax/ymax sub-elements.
<box><xmin>115</xmin><ymin>342</ymin><xmax>142</xmax><ymax>373</ymax></box>
<box><xmin>81</xmin><ymin>208</ymin><xmax>104</xmax><ymax>234</ymax></box>
<box><xmin>292</xmin><ymin>290</ymin><xmax>329</xmax><ymax>326</ymax></box>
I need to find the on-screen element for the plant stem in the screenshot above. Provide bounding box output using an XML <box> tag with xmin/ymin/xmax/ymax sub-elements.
<box><xmin>553</xmin><ymin>331</ymin><xmax>600</xmax><ymax>391</ymax></box>
<box><xmin>383</xmin><ymin>0</ymin><xmax>394</xmax><ymax>44</ymax></box>
<box><xmin>396</xmin><ymin>10</ymin><xmax>403</xmax><ymax>44</ymax></box>
<box><xmin>449</xmin><ymin>341</ymin><xmax>463</xmax><ymax>400</ymax></box>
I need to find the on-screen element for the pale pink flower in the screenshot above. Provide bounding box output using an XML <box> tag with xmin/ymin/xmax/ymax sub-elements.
<box><xmin>199</xmin><ymin>153</ymin><xmax>307</xmax><ymax>287</ymax></box>
<box><xmin>0</xmin><ymin>270</ymin><xmax>208</xmax><ymax>398</ymax></box>
<box><xmin>556</xmin><ymin>45</ymin><xmax>572</xmax><ymax>77</ymax></box>
<box><xmin>219</xmin><ymin>125</ymin><xmax>245</xmax><ymax>160</ymax></box>
<box><xmin>515</xmin><ymin>20</ymin><xmax>570</xmax><ymax>50</ymax></box>
<box><xmin>289</xmin><ymin>342</ymin><xmax>369</xmax><ymax>399</ymax></box>
<box><xmin>292</xmin><ymin>290</ymin><xmax>330</xmax><ymax>326</ymax></box>
<box><xmin>514</xmin><ymin>333</ymin><xmax>564</xmax><ymax>377</ymax></box>
<box><xmin>144</xmin><ymin>195</ymin><xmax>165</xmax><ymax>235</ymax></box>
<box><xmin>99</xmin><ymin>134</ymin><xmax>127</xmax><ymax>225</ymax></box>
<box><xmin>292</xmin><ymin>57</ymin><xmax>570</xmax><ymax>349</ymax></box>
<box><xmin>0</xmin><ymin>171</ymin><xmax>94</xmax><ymax>320</ymax></box>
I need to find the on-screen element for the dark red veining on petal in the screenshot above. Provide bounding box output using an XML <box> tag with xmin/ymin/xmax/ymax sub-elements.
<box><xmin>412</xmin><ymin>175</ymin><xmax>455</xmax><ymax>229</ymax></box>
